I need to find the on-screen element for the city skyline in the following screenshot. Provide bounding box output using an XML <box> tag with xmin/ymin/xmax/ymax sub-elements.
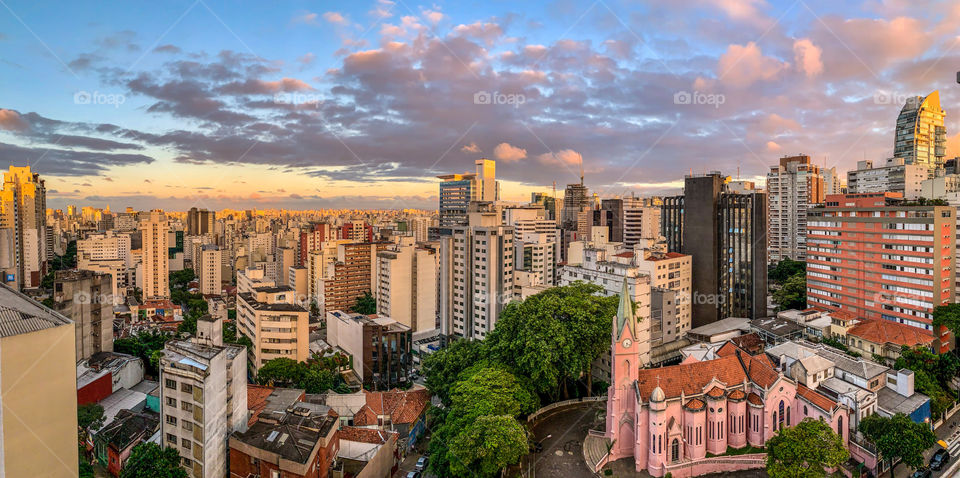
<box><xmin>2</xmin><ymin>0</ymin><xmax>960</xmax><ymax>211</ymax></box>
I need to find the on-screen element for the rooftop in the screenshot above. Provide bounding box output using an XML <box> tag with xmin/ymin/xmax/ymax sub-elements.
<box><xmin>0</xmin><ymin>283</ymin><xmax>72</xmax><ymax>338</ymax></box>
<box><xmin>847</xmin><ymin>319</ymin><xmax>935</xmax><ymax>347</ymax></box>
<box><xmin>877</xmin><ymin>386</ymin><xmax>930</xmax><ymax>417</ymax></box>
<box><xmin>232</xmin><ymin>403</ymin><xmax>338</xmax><ymax>465</ymax></box>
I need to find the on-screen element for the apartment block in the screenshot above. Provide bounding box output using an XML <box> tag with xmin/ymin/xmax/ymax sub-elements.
<box><xmin>0</xmin><ymin>165</ymin><xmax>47</xmax><ymax>289</ymax></box>
<box><xmin>847</xmin><ymin>158</ymin><xmax>932</xmax><ymax>199</ymax></box>
<box><xmin>437</xmin><ymin>159</ymin><xmax>498</xmax><ymax>228</ymax></box>
<box><xmin>806</xmin><ymin>192</ymin><xmax>955</xmax><ymax>352</ymax></box>
<box><xmin>634</xmin><ymin>250</ymin><xmax>693</xmax><ymax>341</ymax></box>
<box><xmin>767</xmin><ymin>154</ymin><xmax>824</xmax><ymax>262</ymax></box>
<box><xmin>326</xmin><ymin>310</ymin><xmax>412</xmax><ymax>390</ymax></box>
<box><xmin>53</xmin><ymin>270</ymin><xmax>113</xmax><ymax>362</ymax></box>
<box><xmin>160</xmin><ymin>315</ymin><xmax>247</xmax><ymax>478</ymax></box>
<box><xmin>237</xmin><ymin>286</ymin><xmax>309</xmax><ymax>368</ymax></box>
<box><xmin>622</xmin><ymin>199</ymin><xmax>661</xmax><ymax>249</ymax></box>
<box><xmin>198</xmin><ymin>244</ymin><xmax>222</xmax><ymax>296</ymax></box>
<box><xmin>139</xmin><ymin>210</ymin><xmax>170</xmax><ymax>300</ymax></box>
<box><xmin>376</xmin><ymin>237</ymin><xmax>438</xmax><ymax>333</ymax></box>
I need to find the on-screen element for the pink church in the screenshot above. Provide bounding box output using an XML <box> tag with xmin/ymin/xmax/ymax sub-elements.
<box><xmin>598</xmin><ymin>282</ymin><xmax>850</xmax><ymax>477</ymax></box>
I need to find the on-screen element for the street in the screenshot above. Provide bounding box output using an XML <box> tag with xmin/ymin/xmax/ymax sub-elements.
<box><xmin>893</xmin><ymin>410</ymin><xmax>960</xmax><ymax>478</ymax></box>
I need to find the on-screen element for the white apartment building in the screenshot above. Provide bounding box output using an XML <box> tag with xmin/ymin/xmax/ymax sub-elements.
<box><xmin>767</xmin><ymin>155</ymin><xmax>824</xmax><ymax>262</ymax></box>
<box><xmin>634</xmin><ymin>249</ymin><xmax>693</xmax><ymax>343</ymax></box>
<box><xmin>439</xmin><ymin>209</ymin><xmax>514</xmax><ymax>340</ymax></box>
<box><xmin>514</xmin><ymin>232</ymin><xmax>556</xmax><ymax>288</ymax></box>
<box><xmin>160</xmin><ymin>315</ymin><xmax>247</xmax><ymax>478</ymax></box>
<box><xmin>847</xmin><ymin>158</ymin><xmax>932</xmax><ymax>199</ymax></box>
<box><xmin>139</xmin><ymin>210</ymin><xmax>169</xmax><ymax>300</ymax></box>
<box><xmin>77</xmin><ymin>230</ymin><xmax>133</xmax><ymax>302</ymax></box>
<box><xmin>237</xmin><ymin>267</ymin><xmax>275</xmax><ymax>295</ymax></box>
<box><xmin>622</xmin><ymin>199</ymin><xmax>661</xmax><ymax>249</ymax></box>
<box><xmin>198</xmin><ymin>245</ymin><xmax>221</xmax><ymax>296</ymax></box>
<box><xmin>376</xmin><ymin>237</ymin><xmax>438</xmax><ymax>333</ymax></box>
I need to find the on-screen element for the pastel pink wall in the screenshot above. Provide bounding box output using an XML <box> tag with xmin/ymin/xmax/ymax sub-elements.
<box><xmin>727</xmin><ymin>400</ymin><xmax>747</xmax><ymax>448</ymax></box>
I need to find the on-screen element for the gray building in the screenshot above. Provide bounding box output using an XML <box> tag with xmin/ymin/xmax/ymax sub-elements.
<box><xmin>53</xmin><ymin>269</ymin><xmax>113</xmax><ymax>362</ymax></box>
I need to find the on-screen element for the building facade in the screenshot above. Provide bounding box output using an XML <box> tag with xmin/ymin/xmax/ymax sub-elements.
<box><xmin>0</xmin><ymin>165</ymin><xmax>47</xmax><ymax>289</ymax></box>
<box><xmin>53</xmin><ymin>269</ymin><xmax>113</xmax><ymax>362</ymax></box>
<box><xmin>767</xmin><ymin>155</ymin><xmax>824</xmax><ymax>262</ymax></box>
<box><xmin>139</xmin><ymin>210</ymin><xmax>170</xmax><ymax>300</ymax></box>
<box><xmin>237</xmin><ymin>286</ymin><xmax>310</xmax><ymax>368</ymax></box>
<box><xmin>376</xmin><ymin>237</ymin><xmax>438</xmax><ymax>333</ymax></box>
<box><xmin>894</xmin><ymin>91</ymin><xmax>946</xmax><ymax>169</ymax></box>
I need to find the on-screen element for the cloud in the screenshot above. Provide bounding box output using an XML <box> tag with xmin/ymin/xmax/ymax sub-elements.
<box><xmin>294</xmin><ymin>12</ymin><xmax>319</xmax><ymax>24</ymax></box>
<box><xmin>298</xmin><ymin>53</ymin><xmax>316</xmax><ymax>66</ymax></box>
<box><xmin>153</xmin><ymin>44</ymin><xmax>181</xmax><ymax>54</ymax></box>
<box><xmin>766</xmin><ymin>141</ymin><xmax>781</xmax><ymax>151</ymax></box>
<box><xmin>422</xmin><ymin>9</ymin><xmax>445</xmax><ymax>24</ymax></box>
<box><xmin>793</xmin><ymin>38</ymin><xmax>823</xmax><ymax>78</ymax></box>
<box><xmin>493</xmin><ymin>142</ymin><xmax>527</xmax><ymax>162</ymax></box>
<box><xmin>323</xmin><ymin>12</ymin><xmax>348</xmax><ymax>25</ymax></box>
<box><xmin>717</xmin><ymin>42</ymin><xmax>787</xmax><ymax>87</ymax></box>
<box><xmin>370</xmin><ymin>0</ymin><xmax>395</xmax><ymax>19</ymax></box>
<box><xmin>461</xmin><ymin>142</ymin><xmax>481</xmax><ymax>153</ymax></box>
<box><xmin>0</xmin><ymin>109</ymin><xmax>29</xmax><ymax>131</ymax></box>
<box><xmin>536</xmin><ymin>149</ymin><xmax>583</xmax><ymax>167</ymax></box>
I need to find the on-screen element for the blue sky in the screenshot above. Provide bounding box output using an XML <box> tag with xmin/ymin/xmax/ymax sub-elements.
<box><xmin>1</xmin><ymin>0</ymin><xmax>959</xmax><ymax>210</ymax></box>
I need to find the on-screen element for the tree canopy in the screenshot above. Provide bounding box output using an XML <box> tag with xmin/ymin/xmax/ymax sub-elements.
<box><xmin>765</xmin><ymin>418</ymin><xmax>849</xmax><ymax>478</ymax></box>
<box><xmin>448</xmin><ymin>415</ymin><xmax>528</xmax><ymax>477</ymax></box>
<box><xmin>77</xmin><ymin>403</ymin><xmax>105</xmax><ymax>430</ymax></box>
<box><xmin>933</xmin><ymin>303</ymin><xmax>960</xmax><ymax>338</ymax></box>
<box><xmin>859</xmin><ymin>413</ymin><xmax>935</xmax><ymax>475</ymax></box>
<box><xmin>352</xmin><ymin>290</ymin><xmax>377</xmax><ymax>314</ymax></box>
<box><xmin>114</xmin><ymin>329</ymin><xmax>171</xmax><ymax>377</ymax></box>
<box><xmin>773</xmin><ymin>273</ymin><xmax>807</xmax><ymax>311</ymax></box>
<box><xmin>770</xmin><ymin>258</ymin><xmax>806</xmax><ymax>284</ymax></box>
<box><xmin>120</xmin><ymin>443</ymin><xmax>188</xmax><ymax>478</ymax></box>
<box><xmin>422</xmin><ymin>337</ymin><xmax>488</xmax><ymax>406</ymax></box>
<box><xmin>256</xmin><ymin>354</ymin><xmax>351</xmax><ymax>394</ymax></box>
<box><xmin>894</xmin><ymin>346</ymin><xmax>958</xmax><ymax>418</ymax></box>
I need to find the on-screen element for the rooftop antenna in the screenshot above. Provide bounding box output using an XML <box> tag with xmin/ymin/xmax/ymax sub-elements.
<box><xmin>579</xmin><ymin>155</ymin><xmax>584</xmax><ymax>186</ymax></box>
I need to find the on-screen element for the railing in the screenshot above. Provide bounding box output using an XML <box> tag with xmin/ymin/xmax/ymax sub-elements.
<box><xmin>526</xmin><ymin>395</ymin><xmax>606</xmax><ymax>423</ymax></box>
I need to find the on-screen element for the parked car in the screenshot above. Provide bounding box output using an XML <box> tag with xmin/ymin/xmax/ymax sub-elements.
<box><xmin>930</xmin><ymin>449</ymin><xmax>950</xmax><ymax>471</ymax></box>
<box><xmin>910</xmin><ymin>467</ymin><xmax>932</xmax><ymax>478</ymax></box>
<box><xmin>405</xmin><ymin>472</ymin><xmax>420</xmax><ymax>478</ymax></box>
<box><xmin>415</xmin><ymin>456</ymin><xmax>429</xmax><ymax>471</ymax></box>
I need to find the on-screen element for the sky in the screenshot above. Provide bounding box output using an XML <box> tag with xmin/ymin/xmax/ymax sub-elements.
<box><xmin>1</xmin><ymin>0</ymin><xmax>960</xmax><ymax>211</ymax></box>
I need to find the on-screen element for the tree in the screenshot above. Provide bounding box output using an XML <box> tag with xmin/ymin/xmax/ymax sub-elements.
<box><xmin>933</xmin><ymin>303</ymin><xmax>960</xmax><ymax>338</ymax></box>
<box><xmin>765</xmin><ymin>418</ymin><xmax>849</xmax><ymax>478</ymax></box>
<box><xmin>114</xmin><ymin>329</ymin><xmax>171</xmax><ymax>376</ymax></box>
<box><xmin>895</xmin><ymin>346</ymin><xmax>958</xmax><ymax>418</ymax></box>
<box><xmin>859</xmin><ymin>413</ymin><xmax>935</xmax><ymax>476</ymax></box>
<box><xmin>448</xmin><ymin>415</ymin><xmax>528</xmax><ymax>478</ymax></box>
<box><xmin>485</xmin><ymin>282</ymin><xmax>618</xmax><ymax>400</ymax></box>
<box><xmin>772</xmin><ymin>273</ymin><xmax>807</xmax><ymax>311</ymax></box>
<box><xmin>77</xmin><ymin>403</ymin><xmax>106</xmax><ymax>430</ymax></box>
<box><xmin>423</xmin><ymin>338</ymin><xmax>488</xmax><ymax>406</ymax></box>
<box><xmin>449</xmin><ymin>367</ymin><xmax>538</xmax><ymax>418</ymax></box>
<box><xmin>256</xmin><ymin>357</ymin><xmax>305</xmax><ymax>386</ymax></box>
<box><xmin>120</xmin><ymin>443</ymin><xmax>188</xmax><ymax>478</ymax></box>
<box><xmin>353</xmin><ymin>291</ymin><xmax>377</xmax><ymax>314</ymax></box>
<box><xmin>770</xmin><ymin>259</ymin><xmax>806</xmax><ymax>284</ymax></box>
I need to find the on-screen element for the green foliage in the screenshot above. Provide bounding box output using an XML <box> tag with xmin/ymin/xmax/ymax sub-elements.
<box><xmin>859</xmin><ymin>413</ymin><xmax>935</xmax><ymax>473</ymax></box>
<box><xmin>485</xmin><ymin>282</ymin><xmax>618</xmax><ymax>400</ymax></box>
<box><xmin>773</xmin><ymin>273</ymin><xmax>807</xmax><ymax>311</ymax></box>
<box><xmin>449</xmin><ymin>366</ymin><xmax>539</xmax><ymax>418</ymax></box>
<box><xmin>120</xmin><ymin>443</ymin><xmax>188</xmax><ymax>478</ymax></box>
<box><xmin>422</xmin><ymin>338</ymin><xmax>487</xmax><ymax>406</ymax></box>
<box><xmin>114</xmin><ymin>329</ymin><xmax>171</xmax><ymax>377</ymax></box>
<box><xmin>41</xmin><ymin>297</ymin><xmax>55</xmax><ymax>308</ymax></box>
<box><xmin>78</xmin><ymin>403</ymin><xmax>105</xmax><ymax>430</ymax></box>
<box><xmin>933</xmin><ymin>303</ymin><xmax>960</xmax><ymax>337</ymax></box>
<box><xmin>41</xmin><ymin>271</ymin><xmax>55</xmax><ymax>290</ymax></box>
<box><xmin>821</xmin><ymin>337</ymin><xmax>860</xmax><ymax>358</ymax></box>
<box><xmin>895</xmin><ymin>346</ymin><xmax>958</xmax><ymax>418</ymax></box>
<box><xmin>353</xmin><ymin>290</ymin><xmax>377</xmax><ymax>314</ymax></box>
<box><xmin>79</xmin><ymin>458</ymin><xmax>94</xmax><ymax>478</ymax></box>
<box><xmin>448</xmin><ymin>415</ymin><xmax>528</xmax><ymax>477</ymax></box>
<box><xmin>50</xmin><ymin>240</ymin><xmax>77</xmax><ymax>271</ymax></box>
<box><xmin>227</xmin><ymin>308</ymin><xmax>237</xmax><ymax>321</ymax></box>
<box><xmin>223</xmin><ymin>321</ymin><xmax>253</xmax><ymax>353</ymax></box>
<box><xmin>765</xmin><ymin>418</ymin><xmax>849</xmax><ymax>478</ymax></box>
<box><xmin>256</xmin><ymin>354</ymin><xmax>350</xmax><ymax>393</ymax></box>
<box><xmin>770</xmin><ymin>259</ymin><xmax>805</xmax><ymax>284</ymax></box>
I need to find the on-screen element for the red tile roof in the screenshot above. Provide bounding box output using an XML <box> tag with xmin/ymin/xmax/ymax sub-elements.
<box><xmin>746</xmin><ymin>392</ymin><xmax>763</xmax><ymax>406</ymax></box>
<box><xmin>614</xmin><ymin>252</ymin><xmax>634</xmax><ymax>258</ymax></box>
<box><xmin>246</xmin><ymin>385</ymin><xmax>275</xmax><ymax>426</ymax></box>
<box><xmin>797</xmin><ymin>384</ymin><xmax>837</xmax><ymax>413</ymax></box>
<box><xmin>362</xmin><ymin>388</ymin><xmax>430</xmax><ymax>425</ymax></box>
<box><xmin>339</xmin><ymin>426</ymin><xmax>396</xmax><ymax>445</ymax></box>
<box><xmin>847</xmin><ymin>319</ymin><xmax>935</xmax><ymax>348</ymax></box>
<box><xmin>353</xmin><ymin>405</ymin><xmax>377</xmax><ymax>427</ymax></box>
<box><xmin>728</xmin><ymin>390</ymin><xmax>746</xmax><ymax>401</ymax></box>
<box><xmin>706</xmin><ymin>386</ymin><xmax>725</xmax><ymax>398</ymax></box>
<box><xmin>637</xmin><ymin>343</ymin><xmax>782</xmax><ymax>400</ymax></box>
<box><xmin>644</xmin><ymin>252</ymin><xmax>687</xmax><ymax>261</ymax></box>
<box><xmin>684</xmin><ymin>398</ymin><xmax>705</xmax><ymax>411</ymax></box>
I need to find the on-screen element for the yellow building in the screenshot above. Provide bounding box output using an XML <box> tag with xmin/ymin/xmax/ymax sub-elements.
<box><xmin>0</xmin><ymin>283</ymin><xmax>78</xmax><ymax>477</ymax></box>
<box><xmin>237</xmin><ymin>285</ymin><xmax>309</xmax><ymax>369</ymax></box>
<box><xmin>0</xmin><ymin>165</ymin><xmax>47</xmax><ymax>289</ymax></box>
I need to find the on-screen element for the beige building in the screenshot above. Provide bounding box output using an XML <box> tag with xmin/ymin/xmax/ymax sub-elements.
<box><xmin>376</xmin><ymin>237</ymin><xmax>438</xmax><ymax>333</ymax></box>
<box><xmin>53</xmin><ymin>269</ymin><xmax>113</xmax><ymax>362</ymax></box>
<box><xmin>198</xmin><ymin>244</ymin><xmax>222</xmax><ymax>296</ymax></box>
<box><xmin>0</xmin><ymin>166</ymin><xmax>47</xmax><ymax>289</ymax></box>
<box><xmin>237</xmin><ymin>285</ymin><xmax>309</xmax><ymax>368</ymax></box>
<box><xmin>77</xmin><ymin>230</ymin><xmax>132</xmax><ymax>302</ymax></box>
<box><xmin>160</xmin><ymin>314</ymin><xmax>247</xmax><ymax>478</ymax></box>
<box><xmin>634</xmin><ymin>249</ymin><xmax>693</xmax><ymax>341</ymax></box>
<box><xmin>139</xmin><ymin>210</ymin><xmax>170</xmax><ymax>299</ymax></box>
<box><xmin>0</xmin><ymin>283</ymin><xmax>78</xmax><ymax>477</ymax></box>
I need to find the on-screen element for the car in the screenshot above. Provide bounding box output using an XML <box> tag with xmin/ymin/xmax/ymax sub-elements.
<box><xmin>910</xmin><ymin>468</ymin><xmax>932</xmax><ymax>478</ymax></box>
<box><xmin>930</xmin><ymin>449</ymin><xmax>950</xmax><ymax>470</ymax></box>
<box><xmin>405</xmin><ymin>472</ymin><xmax>420</xmax><ymax>478</ymax></box>
<box><xmin>415</xmin><ymin>456</ymin><xmax>428</xmax><ymax>471</ymax></box>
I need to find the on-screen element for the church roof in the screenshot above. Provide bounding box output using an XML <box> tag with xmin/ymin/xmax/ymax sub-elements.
<box><xmin>615</xmin><ymin>279</ymin><xmax>635</xmax><ymax>340</ymax></box>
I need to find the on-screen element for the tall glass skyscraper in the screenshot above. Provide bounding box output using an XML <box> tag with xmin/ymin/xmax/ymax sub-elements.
<box><xmin>894</xmin><ymin>90</ymin><xmax>946</xmax><ymax>169</ymax></box>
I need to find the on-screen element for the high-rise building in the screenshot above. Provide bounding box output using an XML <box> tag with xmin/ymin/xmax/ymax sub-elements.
<box><xmin>436</xmin><ymin>159</ymin><xmax>498</xmax><ymax>228</ymax></box>
<box><xmin>198</xmin><ymin>244</ymin><xmax>222</xmax><ymax>296</ymax></box>
<box><xmin>561</xmin><ymin>181</ymin><xmax>589</xmax><ymax>231</ymax></box>
<box><xmin>0</xmin><ymin>165</ymin><xmax>47</xmax><ymax>289</ymax></box>
<box><xmin>894</xmin><ymin>91</ymin><xmax>946</xmax><ymax>169</ymax></box>
<box><xmin>822</xmin><ymin>166</ymin><xmax>843</xmax><ymax>195</ymax></box>
<box><xmin>160</xmin><ymin>314</ymin><xmax>247</xmax><ymax>478</ymax></box>
<box><xmin>326</xmin><ymin>310</ymin><xmax>412</xmax><ymax>390</ymax></box>
<box><xmin>662</xmin><ymin>173</ymin><xmax>767</xmax><ymax>326</ymax></box>
<box><xmin>0</xmin><ymin>283</ymin><xmax>78</xmax><ymax>477</ymax></box>
<box><xmin>186</xmin><ymin>207</ymin><xmax>215</xmax><ymax>236</ymax></box>
<box><xmin>237</xmin><ymin>285</ymin><xmax>309</xmax><ymax>368</ymax></box>
<box><xmin>807</xmin><ymin>192</ymin><xmax>956</xmax><ymax>352</ymax></box>
<box><xmin>298</xmin><ymin>222</ymin><xmax>334</xmax><ymax>266</ymax></box>
<box><xmin>847</xmin><ymin>158</ymin><xmax>932</xmax><ymax>199</ymax></box>
<box><xmin>376</xmin><ymin>237</ymin><xmax>438</xmax><ymax>333</ymax></box>
<box><xmin>322</xmin><ymin>242</ymin><xmax>387</xmax><ymax>314</ymax></box>
<box><xmin>53</xmin><ymin>270</ymin><xmax>113</xmax><ymax>362</ymax></box>
<box><xmin>439</xmin><ymin>205</ymin><xmax>514</xmax><ymax>340</ymax></box>
<box><xmin>767</xmin><ymin>155</ymin><xmax>824</xmax><ymax>263</ymax></box>
<box><xmin>623</xmin><ymin>197</ymin><xmax>661</xmax><ymax>249</ymax></box>
<box><xmin>139</xmin><ymin>210</ymin><xmax>170</xmax><ymax>300</ymax></box>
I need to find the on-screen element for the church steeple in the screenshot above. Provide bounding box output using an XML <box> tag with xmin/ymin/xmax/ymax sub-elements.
<box><xmin>615</xmin><ymin>278</ymin><xmax>635</xmax><ymax>340</ymax></box>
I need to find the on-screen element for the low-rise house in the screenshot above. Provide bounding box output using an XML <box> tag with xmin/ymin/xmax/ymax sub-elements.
<box><xmin>94</xmin><ymin>409</ymin><xmax>160</xmax><ymax>476</ymax></box>
<box><xmin>354</xmin><ymin>388</ymin><xmax>430</xmax><ymax>451</ymax></box>
<box><xmin>750</xmin><ymin>316</ymin><xmax>805</xmax><ymax>346</ymax></box>
<box><xmin>338</xmin><ymin>426</ymin><xmax>398</xmax><ymax>478</ymax></box>
<box><xmin>841</xmin><ymin>319</ymin><xmax>936</xmax><ymax>365</ymax></box>
<box><xmin>776</xmin><ymin>309</ymin><xmax>832</xmax><ymax>340</ymax></box>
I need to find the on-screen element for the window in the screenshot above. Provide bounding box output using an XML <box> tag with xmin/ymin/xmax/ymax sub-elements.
<box><xmin>166</xmin><ymin>397</ymin><xmax>176</xmax><ymax>407</ymax></box>
<box><xmin>671</xmin><ymin>438</ymin><xmax>680</xmax><ymax>462</ymax></box>
<box><xmin>786</xmin><ymin>407</ymin><xmax>791</xmax><ymax>426</ymax></box>
<box><xmin>181</xmin><ymin>402</ymin><xmax>193</xmax><ymax>412</ymax></box>
<box><xmin>166</xmin><ymin>433</ymin><xmax>176</xmax><ymax>443</ymax></box>
<box><xmin>778</xmin><ymin>400</ymin><xmax>785</xmax><ymax>430</ymax></box>
<box><xmin>180</xmin><ymin>383</ymin><xmax>193</xmax><ymax>393</ymax></box>
<box><xmin>166</xmin><ymin>415</ymin><xmax>177</xmax><ymax>426</ymax></box>
<box><xmin>165</xmin><ymin>379</ymin><xmax>176</xmax><ymax>389</ymax></box>
<box><xmin>181</xmin><ymin>438</ymin><xmax>191</xmax><ymax>450</ymax></box>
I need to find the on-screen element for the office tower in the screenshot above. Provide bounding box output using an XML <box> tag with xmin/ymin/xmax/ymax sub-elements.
<box><xmin>139</xmin><ymin>210</ymin><xmax>170</xmax><ymax>300</ymax></box>
<box><xmin>237</xmin><ymin>285</ymin><xmax>309</xmax><ymax>368</ymax></box>
<box><xmin>160</xmin><ymin>314</ymin><xmax>247</xmax><ymax>478</ymax></box>
<box><xmin>623</xmin><ymin>198</ymin><xmax>661</xmax><ymax>249</ymax></box>
<box><xmin>560</xmin><ymin>181</ymin><xmax>589</xmax><ymax>231</ymax></box>
<box><xmin>767</xmin><ymin>155</ymin><xmax>824</xmax><ymax>263</ymax></box>
<box><xmin>437</xmin><ymin>159</ymin><xmax>499</xmax><ymax>228</ymax></box>
<box><xmin>0</xmin><ymin>283</ymin><xmax>78</xmax><ymax>477</ymax></box>
<box><xmin>439</xmin><ymin>205</ymin><xmax>514</xmax><ymax>340</ymax></box>
<box><xmin>662</xmin><ymin>173</ymin><xmax>768</xmax><ymax>326</ymax></box>
<box><xmin>531</xmin><ymin>192</ymin><xmax>558</xmax><ymax>221</ymax></box>
<box><xmin>894</xmin><ymin>91</ymin><xmax>946</xmax><ymax>169</ymax></box>
<box><xmin>376</xmin><ymin>237</ymin><xmax>438</xmax><ymax>333</ymax></box>
<box><xmin>597</xmin><ymin>198</ymin><xmax>624</xmax><ymax>243</ymax></box>
<box><xmin>807</xmin><ymin>192</ymin><xmax>955</xmax><ymax>352</ymax></box>
<box><xmin>53</xmin><ymin>270</ymin><xmax>113</xmax><ymax>362</ymax></box>
<box><xmin>326</xmin><ymin>310</ymin><xmax>412</xmax><ymax>390</ymax></box>
<box><xmin>198</xmin><ymin>245</ymin><xmax>222</xmax><ymax>296</ymax></box>
<box><xmin>847</xmin><ymin>158</ymin><xmax>932</xmax><ymax>199</ymax></box>
<box><xmin>186</xmin><ymin>207</ymin><xmax>215</xmax><ymax>236</ymax></box>
<box><xmin>822</xmin><ymin>166</ymin><xmax>843</xmax><ymax>195</ymax></box>
<box><xmin>0</xmin><ymin>166</ymin><xmax>47</xmax><ymax>289</ymax></box>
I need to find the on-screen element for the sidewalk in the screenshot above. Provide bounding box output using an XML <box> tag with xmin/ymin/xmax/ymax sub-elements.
<box><xmin>891</xmin><ymin>408</ymin><xmax>960</xmax><ymax>478</ymax></box>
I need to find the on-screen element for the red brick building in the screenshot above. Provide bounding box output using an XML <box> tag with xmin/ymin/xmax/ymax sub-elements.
<box><xmin>806</xmin><ymin>192</ymin><xmax>955</xmax><ymax>352</ymax></box>
<box><xmin>229</xmin><ymin>401</ymin><xmax>339</xmax><ymax>478</ymax></box>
